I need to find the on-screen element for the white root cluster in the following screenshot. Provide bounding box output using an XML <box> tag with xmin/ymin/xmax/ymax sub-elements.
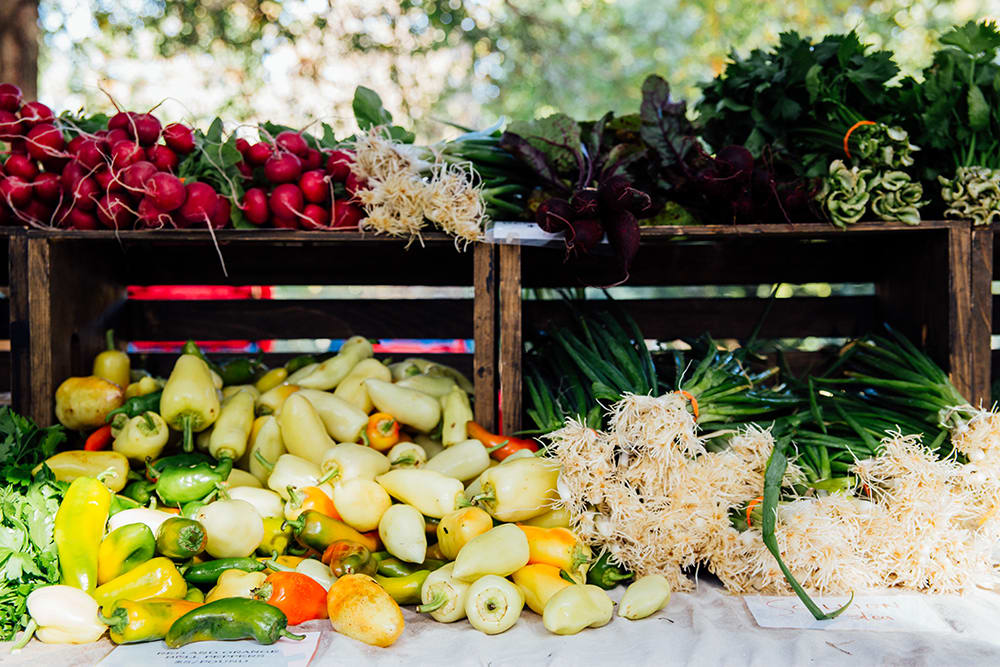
<box><xmin>350</xmin><ymin>130</ymin><xmax>485</xmax><ymax>247</ymax></box>
<box><xmin>550</xmin><ymin>394</ymin><xmax>1000</xmax><ymax>596</ymax></box>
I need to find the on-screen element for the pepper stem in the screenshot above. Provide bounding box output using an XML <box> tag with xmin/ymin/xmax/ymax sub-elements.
<box><xmin>470</xmin><ymin>493</ymin><xmax>494</xmax><ymax>505</ymax></box>
<box><xmin>10</xmin><ymin>619</ymin><xmax>37</xmax><ymax>651</ymax></box>
<box><xmin>416</xmin><ymin>592</ymin><xmax>448</xmax><ymax>613</ymax></box>
<box><xmin>254</xmin><ymin>451</ymin><xmax>275</xmax><ymax>471</ymax></box>
<box><xmin>282</xmin><ymin>516</ymin><xmax>305</xmax><ymax>535</ymax></box>
<box><xmin>265</xmin><ymin>558</ymin><xmax>295</xmax><ymax>573</ymax></box>
<box><xmin>390</xmin><ymin>455</ymin><xmax>416</xmax><ymax>466</ymax></box>
<box><xmin>486</xmin><ymin>440</ymin><xmax>510</xmax><ymax>453</ymax></box>
<box><xmin>317</xmin><ymin>468</ymin><xmax>338</xmax><ymax>485</ymax></box>
<box><xmin>182</xmin><ymin>415</ymin><xmax>193</xmax><ymax>452</ymax></box>
<box><xmin>97</xmin><ymin>609</ymin><xmax>125</xmax><ymax>632</ymax></box>
<box><xmin>106</xmin><ymin>328</ymin><xmax>116</xmax><ymax>351</ymax></box>
<box><xmin>279</xmin><ymin>629</ymin><xmax>306</xmax><ymax>641</ymax></box>
<box><xmin>142</xmin><ymin>411</ymin><xmax>156</xmax><ymax>430</ymax></box>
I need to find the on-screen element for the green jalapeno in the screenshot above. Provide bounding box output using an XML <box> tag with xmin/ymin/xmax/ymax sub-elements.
<box><xmin>283</xmin><ymin>354</ymin><xmax>317</xmax><ymax>374</ymax></box>
<box><xmin>587</xmin><ymin>552</ymin><xmax>634</xmax><ymax>590</ymax></box>
<box><xmin>105</xmin><ymin>390</ymin><xmax>164</xmax><ymax>423</ymax></box>
<box><xmin>181</xmin><ymin>340</ymin><xmax>222</xmax><ymax>375</ymax></box>
<box><xmin>121</xmin><ymin>479</ymin><xmax>157</xmax><ymax>505</ymax></box>
<box><xmin>219</xmin><ymin>357</ymin><xmax>268</xmax><ymax>386</ymax></box>
<box><xmin>164</xmin><ymin>598</ymin><xmax>304</xmax><ymax>647</ymax></box>
<box><xmin>182</xmin><ymin>557</ymin><xmax>267</xmax><ymax>585</ymax></box>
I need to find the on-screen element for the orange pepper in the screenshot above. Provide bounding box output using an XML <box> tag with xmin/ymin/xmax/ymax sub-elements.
<box><xmin>518</xmin><ymin>525</ymin><xmax>592</xmax><ymax>583</ymax></box>
<box><xmin>365</xmin><ymin>413</ymin><xmax>399</xmax><ymax>452</ymax></box>
<box><xmin>287</xmin><ymin>485</ymin><xmax>340</xmax><ymax>521</ymax></box>
<box><xmin>253</xmin><ymin>571</ymin><xmax>328</xmax><ymax>624</ymax></box>
<box><xmin>466</xmin><ymin>421</ymin><xmax>540</xmax><ymax>461</ymax></box>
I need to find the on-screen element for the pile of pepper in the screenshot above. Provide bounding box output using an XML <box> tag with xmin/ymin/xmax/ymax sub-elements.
<box><xmin>14</xmin><ymin>332</ymin><xmax>675</xmax><ymax>650</ymax></box>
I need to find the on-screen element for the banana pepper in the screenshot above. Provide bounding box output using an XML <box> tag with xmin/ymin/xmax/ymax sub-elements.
<box><xmin>453</xmin><ymin>523</ymin><xmax>530</xmax><ymax>582</ymax></box>
<box><xmin>229</xmin><ymin>486</ymin><xmax>285</xmax><ymax>519</ymax></box>
<box><xmin>378</xmin><ymin>504</ymin><xmax>426</xmax><ymax>564</ymax></box>
<box><xmin>242</xmin><ymin>416</ymin><xmax>286</xmax><ymax>483</ymax></box>
<box><xmin>365</xmin><ymin>378</ymin><xmax>441</xmax><ymax>433</ymax></box>
<box><xmin>193</xmin><ymin>499</ymin><xmax>265</xmax><ymax>558</ymax></box>
<box><xmin>209</xmin><ymin>388</ymin><xmax>255</xmax><ymax>460</ymax></box>
<box><xmin>124</xmin><ymin>376</ymin><xmax>160</xmax><ymax>400</ymax></box>
<box><xmin>542</xmin><ymin>584</ymin><xmax>613</xmax><ymax>635</ymax></box>
<box><xmin>107</xmin><ymin>507</ymin><xmax>175</xmax><ymax>535</ymax></box>
<box><xmin>464</xmin><ymin>575</ymin><xmax>523</xmax><ymax>635</ymax></box>
<box><xmin>436</xmin><ymin>507</ymin><xmax>493</xmax><ymax>560</ymax></box>
<box><xmin>440</xmin><ymin>387</ymin><xmax>473</xmax><ymax>447</ymax></box>
<box><xmin>320</xmin><ymin>442</ymin><xmax>390</xmax><ymax>484</ymax></box>
<box><xmin>476</xmin><ymin>457</ymin><xmax>559</xmax><ymax>522</ymax></box>
<box><xmin>262</xmin><ymin>453</ymin><xmax>334</xmax><ymax>502</ymax></box>
<box><xmin>512</xmin><ymin>563</ymin><xmax>572</xmax><ymax>614</ymax></box>
<box><xmin>278</xmin><ymin>392</ymin><xmax>335</xmax><ymax>464</ymax></box>
<box><xmin>418</xmin><ymin>562</ymin><xmax>470</xmax><ymax>623</ymax></box>
<box><xmin>286</xmin><ymin>484</ymin><xmax>340</xmax><ymax>522</ymax></box>
<box><xmin>159</xmin><ymin>354</ymin><xmax>221</xmax><ymax>452</ymax></box>
<box><xmin>295</xmin><ymin>389</ymin><xmax>368</xmax><ymax>443</ymax></box>
<box><xmin>94</xmin><ymin>556</ymin><xmax>187</xmax><ymax>608</ymax></box>
<box><xmin>256</xmin><ymin>383</ymin><xmax>299</xmax><ymax>415</ymax></box>
<box><xmin>100</xmin><ymin>597</ymin><xmax>201</xmax><ymax>644</ymax></box>
<box><xmin>205</xmin><ymin>568</ymin><xmax>268</xmax><ymax>603</ymax></box>
<box><xmin>113</xmin><ymin>412</ymin><xmax>169</xmax><ymax>461</ymax></box>
<box><xmin>93</xmin><ymin>329</ymin><xmax>130</xmax><ymax>389</ymax></box>
<box><xmin>375</xmin><ymin>570</ymin><xmax>430</xmax><ymax>605</ymax></box>
<box><xmin>333</xmin><ymin>357</ymin><xmax>392</xmax><ymax>413</ymax></box>
<box><xmin>375</xmin><ymin>469</ymin><xmax>464</xmax><ymax>519</ymax></box>
<box><xmin>39</xmin><ymin>450</ymin><xmax>129</xmax><ymax>492</ymax></box>
<box><xmin>331</xmin><ymin>478</ymin><xmax>389</xmax><ymax>531</ymax></box>
<box><xmin>284</xmin><ymin>509</ymin><xmax>377</xmax><ymax>552</ymax></box>
<box><xmin>55</xmin><ymin>477</ymin><xmax>111</xmax><ymax>593</ymax></box>
<box><xmin>388</xmin><ymin>441</ymin><xmax>426</xmax><ymax>468</ymax></box>
<box><xmin>618</xmin><ymin>574</ymin><xmax>672</xmax><ymax>620</ymax></box>
<box><xmin>254</xmin><ymin>367</ymin><xmax>288</xmax><ymax>393</ymax></box>
<box><xmin>98</xmin><ymin>523</ymin><xmax>156</xmax><ymax>585</ymax></box>
<box><xmin>395</xmin><ymin>374</ymin><xmax>457</xmax><ymax>398</ymax></box>
<box><xmin>519</xmin><ymin>525</ymin><xmax>591</xmax><ymax>583</ymax></box>
<box><xmin>296</xmin><ymin>336</ymin><xmax>373</xmax><ymax>390</ymax></box>
<box><xmin>258</xmin><ymin>516</ymin><xmax>293</xmax><ymax>556</ymax></box>
<box><xmin>425</xmin><ymin>439</ymin><xmax>490</xmax><ymax>482</ymax></box>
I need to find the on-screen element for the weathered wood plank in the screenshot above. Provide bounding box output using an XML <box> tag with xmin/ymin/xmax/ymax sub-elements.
<box><xmin>499</xmin><ymin>244</ymin><xmax>522</xmax><ymax>435</ymax></box>
<box><xmin>972</xmin><ymin>227</ymin><xmax>993</xmax><ymax>405</ymax></box>
<box><xmin>473</xmin><ymin>243</ymin><xmax>498</xmax><ymax>432</ymax></box>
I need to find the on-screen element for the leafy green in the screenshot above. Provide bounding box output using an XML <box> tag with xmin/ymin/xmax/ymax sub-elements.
<box><xmin>351</xmin><ymin>86</ymin><xmax>415</xmax><ymax>144</ymax></box>
<box><xmin>0</xmin><ymin>407</ymin><xmax>66</xmax><ymax>489</ymax></box>
<box><xmin>506</xmin><ymin>113</ymin><xmax>582</xmax><ymax>173</ymax></box>
<box><xmin>177</xmin><ymin>117</ymin><xmax>246</xmax><ymax>200</ymax></box>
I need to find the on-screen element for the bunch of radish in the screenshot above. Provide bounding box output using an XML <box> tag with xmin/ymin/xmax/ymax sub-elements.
<box><xmin>235</xmin><ymin>131</ymin><xmax>364</xmax><ymax>229</ymax></box>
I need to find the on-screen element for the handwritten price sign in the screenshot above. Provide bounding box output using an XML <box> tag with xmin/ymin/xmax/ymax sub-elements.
<box><xmin>744</xmin><ymin>595</ymin><xmax>952</xmax><ymax>632</ymax></box>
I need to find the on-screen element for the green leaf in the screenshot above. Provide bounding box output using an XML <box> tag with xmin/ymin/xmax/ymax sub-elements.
<box><xmin>805</xmin><ymin>64</ymin><xmax>823</xmax><ymax>103</ymax></box>
<box><xmin>320</xmin><ymin>123</ymin><xmax>339</xmax><ymax>149</ymax></box>
<box><xmin>968</xmin><ymin>85</ymin><xmax>990</xmax><ymax>131</ymax></box>
<box><xmin>939</xmin><ymin>20</ymin><xmax>1000</xmax><ymax>57</ymax></box>
<box><xmin>353</xmin><ymin>86</ymin><xmax>394</xmax><ymax>130</ymax></box>
<box><xmin>205</xmin><ymin>117</ymin><xmax>224</xmax><ymax>144</ymax></box>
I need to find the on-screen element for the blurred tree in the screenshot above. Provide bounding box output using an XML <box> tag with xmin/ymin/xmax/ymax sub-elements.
<box><xmin>0</xmin><ymin>0</ymin><xmax>39</xmax><ymax>98</ymax></box>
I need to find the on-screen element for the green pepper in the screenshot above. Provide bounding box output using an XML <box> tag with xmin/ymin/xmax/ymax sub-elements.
<box><xmin>165</xmin><ymin>598</ymin><xmax>304</xmax><ymax>647</ymax></box>
<box><xmin>185</xmin><ymin>587</ymin><xmax>205</xmax><ymax>603</ymax></box>
<box><xmin>587</xmin><ymin>552</ymin><xmax>634</xmax><ymax>590</ymax></box>
<box><xmin>150</xmin><ymin>457</ymin><xmax>233</xmax><ymax>505</ymax></box>
<box><xmin>147</xmin><ymin>453</ymin><xmax>214</xmax><ymax>481</ymax></box>
<box><xmin>105</xmin><ymin>390</ymin><xmax>164</xmax><ymax>423</ymax></box>
<box><xmin>377</xmin><ymin>557</ymin><xmax>446</xmax><ymax>578</ymax></box>
<box><xmin>157</xmin><ymin>517</ymin><xmax>207</xmax><ymax>560</ymax></box>
<box><xmin>284</xmin><ymin>354</ymin><xmax>317</xmax><ymax>374</ymax></box>
<box><xmin>375</xmin><ymin>570</ymin><xmax>430</xmax><ymax>605</ymax></box>
<box><xmin>122</xmin><ymin>479</ymin><xmax>157</xmax><ymax>505</ymax></box>
<box><xmin>324</xmin><ymin>540</ymin><xmax>376</xmax><ymax>578</ymax></box>
<box><xmin>219</xmin><ymin>357</ymin><xmax>268</xmax><ymax>386</ymax></box>
<box><xmin>109</xmin><ymin>494</ymin><xmax>141</xmax><ymax>516</ymax></box>
<box><xmin>257</xmin><ymin>517</ymin><xmax>292</xmax><ymax>557</ymax></box>
<box><xmin>180</xmin><ymin>491</ymin><xmax>218</xmax><ymax>519</ymax></box>
<box><xmin>181</xmin><ymin>340</ymin><xmax>222</xmax><ymax>375</ymax></box>
<box><xmin>98</xmin><ymin>523</ymin><xmax>156</xmax><ymax>584</ymax></box>
<box><xmin>182</xmin><ymin>558</ymin><xmax>267</xmax><ymax>585</ymax></box>
<box><xmin>284</xmin><ymin>510</ymin><xmax>377</xmax><ymax>553</ymax></box>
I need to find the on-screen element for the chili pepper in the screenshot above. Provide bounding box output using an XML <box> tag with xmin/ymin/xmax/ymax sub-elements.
<box><xmin>185</xmin><ymin>587</ymin><xmax>205</xmax><ymax>603</ymax></box>
<box><xmin>322</xmin><ymin>540</ymin><xmax>376</xmax><ymax>577</ymax></box>
<box><xmin>297</xmin><ymin>336</ymin><xmax>373</xmax><ymax>390</ymax></box>
<box><xmin>18</xmin><ymin>585</ymin><xmax>106</xmax><ymax>647</ymax></box>
<box><xmin>375</xmin><ymin>570</ymin><xmax>429</xmax><ymax>605</ymax></box>
<box><xmin>205</xmin><ymin>568</ymin><xmax>268</xmax><ymax>603</ymax></box>
<box><xmin>464</xmin><ymin>575</ymin><xmax>524</xmax><ymax>635</ymax></box>
<box><xmin>587</xmin><ymin>551</ymin><xmax>634</xmax><ymax>589</ymax></box>
<box><xmin>376</xmin><ymin>556</ymin><xmax>418</xmax><ymax>578</ymax></box>
<box><xmin>436</xmin><ymin>507</ymin><xmax>493</xmax><ymax>560</ymax></box>
<box><xmin>512</xmin><ymin>563</ymin><xmax>573</xmax><ymax>615</ymax></box>
<box><xmin>109</xmin><ymin>493</ymin><xmax>141</xmax><ymax>516</ymax></box>
<box><xmin>98</xmin><ymin>523</ymin><xmax>156</xmax><ymax>585</ymax></box>
<box><xmin>85</xmin><ymin>424</ymin><xmax>114</xmax><ymax>451</ymax></box>
<box><xmin>121</xmin><ymin>479</ymin><xmax>156</xmax><ymax>506</ymax></box>
<box><xmin>518</xmin><ymin>525</ymin><xmax>592</xmax><ymax>584</ymax></box>
<box><xmin>374</xmin><ymin>469</ymin><xmax>464</xmax><ymax>519</ymax></box>
<box><xmin>254</xmin><ymin>367</ymin><xmax>288</xmax><ymax>394</ymax></box>
<box><xmin>284</xmin><ymin>509</ymin><xmax>377</xmax><ymax>552</ymax></box>
<box><xmin>180</xmin><ymin>340</ymin><xmax>222</xmax><ymax>374</ymax></box>
<box><xmin>124</xmin><ymin>376</ymin><xmax>160</xmax><ymax>400</ymax></box>
<box><xmin>278</xmin><ymin>393</ymin><xmax>335</xmax><ymax>465</ymax></box>
<box><xmin>252</xmin><ymin>571</ymin><xmax>328</xmax><ymax>624</ymax></box>
<box><xmin>93</xmin><ymin>329</ymin><xmax>131</xmax><ymax>389</ymax></box>
<box><xmin>466</xmin><ymin>421</ymin><xmax>540</xmax><ymax>461</ymax></box>
<box><xmin>165</xmin><ymin>598</ymin><xmax>304</xmax><ymax>647</ymax></box>
<box><xmin>395</xmin><ymin>374</ymin><xmax>457</xmax><ymax>398</ymax></box>
<box><xmin>226</xmin><ymin>467</ymin><xmax>263</xmax><ymax>489</ymax></box>
<box><xmin>220</xmin><ymin>356</ymin><xmax>268</xmax><ymax>387</ymax></box>
<box><xmin>256</xmin><ymin>383</ymin><xmax>299</xmax><ymax>415</ymax></box>
<box><xmin>242</xmin><ymin>415</ymin><xmax>286</xmax><ymax>483</ymax></box>
<box><xmin>147</xmin><ymin>452</ymin><xmax>213</xmax><ymax>481</ymax></box>
<box><xmin>417</xmin><ymin>562</ymin><xmax>470</xmax><ymax>623</ymax></box>
<box><xmin>54</xmin><ymin>477</ymin><xmax>111</xmax><ymax>594</ymax></box>
<box><xmin>106</xmin><ymin>390</ymin><xmax>163</xmax><ymax>423</ymax></box>
<box><xmin>261</xmin><ymin>453</ymin><xmax>335</xmax><ymax>502</ymax></box>
<box><xmin>258</xmin><ymin>516</ymin><xmax>293</xmax><ymax>556</ymax></box>
<box><xmin>440</xmin><ymin>387</ymin><xmax>473</xmax><ymax>447</ymax></box>
<box><xmin>205</xmin><ymin>388</ymin><xmax>255</xmax><ymax>462</ymax></box>
<box><xmin>330</xmin><ymin>359</ymin><xmax>388</xmax><ymax>412</ymax></box>
<box><xmin>180</xmin><ymin>492</ymin><xmax>218</xmax><ymax>518</ymax></box>
<box><xmin>387</xmin><ymin>441</ymin><xmax>426</xmax><ymax>469</ymax></box>
<box><xmin>160</xmin><ymin>354</ymin><xmax>221</xmax><ymax>452</ymax></box>
<box><xmin>284</xmin><ymin>354</ymin><xmax>317</xmax><ymax>375</ymax></box>
<box><xmin>425</xmin><ymin>439</ymin><xmax>490</xmax><ymax>482</ymax></box>
<box><xmin>331</xmin><ymin>478</ymin><xmax>389</xmax><ymax>531</ymax></box>
<box><xmin>55</xmin><ymin>376</ymin><xmax>126</xmax><ymax>431</ymax></box>
<box><xmin>94</xmin><ymin>556</ymin><xmax>188</xmax><ymax>608</ymax></box>
<box><xmin>453</xmin><ymin>524</ymin><xmax>530</xmax><ymax>582</ymax></box>
<box><xmin>194</xmin><ymin>499</ymin><xmax>265</xmax><ymax>558</ymax></box>
<box><xmin>39</xmin><ymin>450</ymin><xmax>129</xmax><ymax>492</ymax></box>
<box><xmin>365</xmin><ymin>378</ymin><xmax>441</xmax><ymax>433</ymax></box>
<box><xmin>152</xmin><ymin>456</ymin><xmax>233</xmax><ymax>505</ymax></box>
<box><xmin>618</xmin><ymin>575</ymin><xmax>671</xmax><ymax>620</ymax></box>
<box><xmin>183</xmin><ymin>558</ymin><xmax>266</xmax><ymax>586</ymax></box>
<box><xmin>319</xmin><ymin>442</ymin><xmax>389</xmax><ymax>484</ymax></box>
<box><xmin>522</xmin><ymin>507</ymin><xmax>572</xmax><ymax>529</ymax></box>
<box><xmin>286</xmin><ymin>484</ymin><xmax>339</xmax><ymax>521</ymax></box>
<box><xmin>229</xmin><ymin>486</ymin><xmax>285</xmax><ymax>519</ymax></box>
<box><xmin>295</xmin><ymin>389</ymin><xmax>369</xmax><ymax>443</ymax></box>
<box><xmin>100</xmin><ymin>598</ymin><xmax>201</xmax><ymax>644</ymax></box>
<box><xmin>542</xmin><ymin>584</ymin><xmax>613</xmax><ymax>635</ymax></box>
<box><xmin>108</xmin><ymin>507</ymin><xmax>175</xmax><ymax>535</ymax></box>
<box><xmin>113</xmin><ymin>412</ymin><xmax>170</xmax><ymax>461</ymax></box>
<box><xmin>475</xmin><ymin>457</ymin><xmax>559</xmax><ymax>522</ymax></box>
<box><xmin>366</xmin><ymin>412</ymin><xmax>400</xmax><ymax>451</ymax></box>
<box><xmin>378</xmin><ymin>503</ymin><xmax>426</xmax><ymax>564</ymax></box>
<box><xmin>157</xmin><ymin>517</ymin><xmax>208</xmax><ymax>560</ymax></box>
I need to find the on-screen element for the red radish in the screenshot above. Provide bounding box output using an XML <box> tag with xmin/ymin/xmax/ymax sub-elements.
<box><xmin>333</xmin><ymin>202</ymin><xmax>364</xmax><ymax>228</ymax></box>
<box><xmin>68</xmin><ymin>135</ymin><xmax>86</xmax><ymax>154</ymax></box>
<box><xmin>67</xmin><ymin>206</ymin><xmax>99</xmax><ymax>230</ymax></box>
<box><xmin>33</xmin><ymin>172</ymin><xmax>61</xmax><ymax>202</ymax></box>
<box><xmin>0</xmin><ymin>83</ymin><xmax>22</xmax><ymax>112</ymax></box>
<box><xmin>137</xmin><ymin>196</ymin><xmax>173</xmax><ymax>228</ymax></box>
<box><xmin>0</xmin><ymin>110</ymin><xmax>20</xmax><ymax>140</ymax></box>
<box><xmin>209</xmin><ymin>196</ymin><xmax>230</xmax><ymax>229</ymax></box>
<box><xmin>5</xmin><ymin>154</ymin><xmax>38</xmax><ymax>180</ymax></box>
<box><xmin>325</xmin><ymin>150</ymin><xmax>354</xmax><ymax>181</ymax></box>
<box><xmin>147</xmin><ymin>144</ymin><xmax>179</xmax><ymax>172</ymax></box>
<box><xmin>178</xmin><ymin>182</ymin><xmax>219</xmax><ymax>227</ymax></box>
<box><xmin>300</xmin><ymin>203</ymin><xmax>330</xmax><ymax>229</ymax></box>
<box><xmin>69</xmin><ymin>177</ymin><xmax>100</xmax><ymax>211</ymax></box>
<box><xmin>275</xmin><ymin>131</ymin><xmax>308</xmax><ymax>157</ymax></box>
<box><xmin>97</xmin><ymin>192</ymin><xmax>134</xmax><ymax>228</ymax></box>
<box><xmin>60</xmin><ymin>161</ymin><xmax>86</xmax><ymax>191</ymax></box>
<box><xmin>303</xmin><ymin>148</ymin><xmax>323</xmax><ymax>171</ymax></box>
<box><xmin>129</xmin><ymin>113</ymin><xmax>161</xmax><ymax>146</ymax></box>
<box><xmin>105</xmin><ymin>128</ymin><xmax>129</xmax><ymax>146</ymax></box>
<box><xmin>237</xmin><ymin>162</ymin><xmax>252</xmax><ymax>178</ymax></box>
<box><xmin>235</xmin><ymin>138</ymin><xmax>251</xmax><ymax>155</ymax></box>
<box><xmin>241</xmin><ymin>188</ymin><xmax>269</xmax><ymax>225</ymax></box>
<box><xmin>345</xmin><ymin>172</ymin><xmax>367</xmax><ymax>196</ymax></box>
<box><xmin>18</xmin><ymin>102</ymin><xmax>54</xmax><ymax>128</ymax></box>
<box><xmin>0</xmin><ymin>176</ymin><xmax>32</xmax><ymax>208</ymax></box>
<box><xmin>25</xmin><ymin>123</ymin><xmax>65</xmax><ymax>161</ymax></box>
<box><xmin>162</xmin><ymin>123</ymin><xmax>195</xmax><ymax>154</ymax></box>
<box><xmin>108</xmin><ymin>112</ymin><xmax>133</xmax><ymax>131</ymax></box>
<box><xmin>8</xmin><ymin>138</ymin><xmax>27</xmax><ymax>155</ymax></box>
<box><xmin>299</xmin><ymin>169</ymin><xmax>328</xmax><ymax>203</ymax></box>
<box><xmin>264</xmin><ymin>153</ymin><xmax>302</xmax><ymax>183</ymax></box>
<box><xmin>269</xmin><ymin>183</ymin><xmax>303</xmax><ymax>220</ymax></box>
<box><xmin>121</xmin><ymin>160</ymin><xmax>158</xmax><ymax>191</ymax></box>
<box><xmin>24</xmin><ymin>199</ymin><xmax>55</xmax><ymax>225</ymax></box>
<box><xmin>109</xmin><ymin>140</ymin><xmax>145</xmax><ymax>170</ymax></box>
<box><xmin>146</xmin><ymin>172</ymin><xmax>186</xmax><ymax>211</ymax></box>
<box><xmin>245</xmin><ymin>142</ymin><xmax>272</xmax><ymax>166</ymax></box>
<box><xmin>75</xmin><ymin>139</ymin><xmax>105</xmax><ymax>169</ymax></box>
<box><xmin>272</xmin><ymin>215</ymin><xmax>298</xmax><ymax>229</ymax></box>
<box><xmin>94</xmin><ymin>167</ymin><xmax>118</xmax><ymax>192</ymax></box>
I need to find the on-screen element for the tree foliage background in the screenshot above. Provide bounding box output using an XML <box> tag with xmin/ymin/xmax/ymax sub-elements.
<box><xmin>36</xmin><ymin>0</ymin><xmax>997</xmax><ymax>139</ymax></box>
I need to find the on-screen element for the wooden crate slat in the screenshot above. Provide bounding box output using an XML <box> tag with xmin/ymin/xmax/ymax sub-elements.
<box><xmin>473</xmin><ymin>244</ymin><xmax>498</xmax><ymax>432</ymax></box>
<box><xmin>499</xmin><ymin>244</ymin><xmax>522</xmax><ymax>437</ymax></box>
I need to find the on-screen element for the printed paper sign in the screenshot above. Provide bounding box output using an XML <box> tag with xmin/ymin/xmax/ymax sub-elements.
<box><xmin>98</xmin><ymin>632</ymin><xmax>320</xmax><ymax>667</ymax></box>
<box><xmin>744</xmin><ymin>595</ymin><xmax>952</xmax><ymax>632</ymax></box>
<box><xmin>486</xmin><ymin>221</ymin><xmax>609</xmax><ymax>247</ymax></box>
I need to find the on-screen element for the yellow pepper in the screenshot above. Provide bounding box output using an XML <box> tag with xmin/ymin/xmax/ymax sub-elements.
<box><xmin>93</xmin><ymin>329</ymin><xmax>130</xmax><ymax>389</ymax></box>
<box><xmin>112</xmin><ymin>412</ymin><xmax>169</xmax><ymax>461</ymax></box>
<box><xmin>124</xmin><ymin>375</ymin><xmax>160</xmax><ymax>400</ymax></box>
<box><xmin>436</xmin><ymin>507</ymin><xmax>493</xmax><ymax>560</ymax></box>
<box><xmin>365</xmin><ymin>378</ymin><xmax>441</xmax><ymax>433</ymax></box>
<box><xmin>618</xmin><ymin>575</ymin><xmax>672</xmax><ymax>620</ymax></box>
<box><xmin>55</xmin><ymin>376</ymin><xmax>125</xmax><ymax>430</ymax></box>
<box><xmin>518</xmin><ymin>525</ymin><xmax>591</xmax><ymax>584</ymax></box>
<box><xmin>100</xmin><ymin>598</ymin><xmax>201</xmax><ymax>644</ymax></box>
<box><xmin>378</xmin><ymin>503</ymin><xmax>426</xmax><ymax>563</ymax></box>
<box><xmin>278</xmin><ymin>392</ymin><xmax>335</xmax><ymax>464</ymax></box>
<box><xmin>209</xmin><ymin>388</ymin><xmax>255</xmax><ymax>460</ymax></box>
<box><xmin>375</xmin><ymin>469</ymin><xmax>464</xmax><ymax>519</ymax></box>
<box><xmin>159</xmin><ymin>354</ymin><xmax>220</xmax><ymax>452</ymax></box>
<box><xmin>521</xmin><ymin>507</ymin><xmax>572</xmax><ymax>529</ymax></box>
<box><xmin>205</xmin><ymin>568</ymin><xmax>267</xmax><ymax>603</ymax></box>
<box><xmin>39</xmin><ymin>450</ymin><xmax>129</xmax><ymax>492</ymax></box>
<box><xmin>296</xmin><ymin>336</ymin><xmax>373</xmax><ymax>390</ymax></box>
<box><xmin>257</xmin><ymin>516</ymin><xmax>293</xmax><ymax>556</ymax></box>
<box><xmin>254</xmin><ymin>367</ymin><xmax>288</xmax><ymax>393</ymax></box>
<box><xmin>296</xmin><ymin>389</ymin><xmax>368</xmax><ymax>443</ymax></box>
<box><xmin>512</xmin><ymin>563</ymin><xmax>573</xmax><ymax>614</ymax></box>
<box><xmin>242</xmin><ymin>415</ymin><xmax>286</xmax><ymax>483</ymax></box>
<box><xmin>542</xmin><ymin>584</ymin><xmax>613</xmax><ymax>635</ymax></box>
<box><xmin>452</xmin><ymin>524</ymin><xmax>529</xmax><ymax>582</ymax></box>
<box><xmin>97</xmin><ymin>523</ymin><xmax>156</xmax><ymax>585</ymax></box>
<box><xmin>476</xmin><ymin>457</ymin><xmax>560</xmax><ymax>522</ymax></box>
<box><xmin>332</xmin><ymin>478</ymin><xmax>391</xmax><ymax>532</ymax></box>
<box><xmin>256</xmin><ymin>383</ymin><xmax>299</xmax><ymax>415</ymax></box>
<box><xmin>332</xmin><ymin>358</ymin><xmax>392</xmax><ymax>413</ymax></box>
<box><xmin>94</xmin><ymin>557</ymin><xmax>187</xmax><ymax>608</ymax></box>
<box><xmin>221</xmin><ymin>384</ymin><xmax>260</xmax><ymax>402</ymax></box>
<box><xmin>424</xmin><ymin>439</ymin><xmax>490</xmax><ymax>481</ymax></box>
<box><xmin>440</xmin><ymin>387</ymin><xmax>473</xmax><ymax>447</ymax></box>
<box><xmin>320</xmin><ymin>442</ymin><xmax>390</xmax><ymax>484</ymax></box>
<box><xmin>55</xmin><ymin>477</ymin><xmax>112</xmax><ymax>593</ymax></box>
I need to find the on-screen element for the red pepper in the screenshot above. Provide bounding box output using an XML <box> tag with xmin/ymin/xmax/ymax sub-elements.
<box><xmin>252</xmin><ymin>571</ymin><xmax>328</xmax><ymax>625</ymax></box>
<box><xmin>85</xmin><ymin>424</ymin><xmax>114</xmax><ymax>451</ymax></box>
<box><xmin>466</xmin><ymin>421</ymin><xmax>540</xmax><ymax>461</ymax></box>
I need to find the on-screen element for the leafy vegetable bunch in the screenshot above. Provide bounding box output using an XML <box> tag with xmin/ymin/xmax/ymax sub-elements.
<box><xmin>0</xmin><ymin>406</ymin><xmax>66</xmax><ymax>489</ymax></box>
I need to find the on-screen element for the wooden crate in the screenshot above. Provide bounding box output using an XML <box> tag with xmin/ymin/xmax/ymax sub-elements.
<box><xmin>17</xmin><ymin>230</ymin><xmax>498</xmax><ymax>429</ymax></box>
<box><xmin>498</xmin><ymin>221</ymin><xmax>979</xmax><ymax>434</ymax></box>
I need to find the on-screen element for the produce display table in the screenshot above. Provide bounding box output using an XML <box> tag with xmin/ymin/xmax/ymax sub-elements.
<box><xmin>6</xmin><ymin>581</ymin><xmax>1000</xmax><ymax>666</ymax></box>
